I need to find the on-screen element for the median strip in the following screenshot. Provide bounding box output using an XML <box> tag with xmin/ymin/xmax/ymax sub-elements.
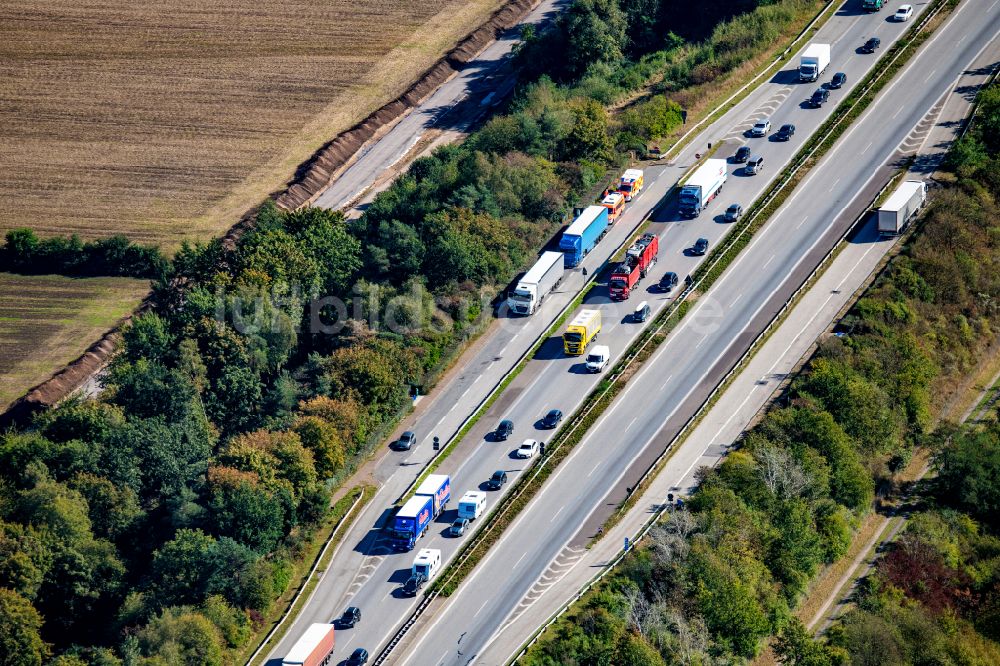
<box><xmin>373</xmin><ymin>2</ymin><xmax>959</xmax><ymax>662</ymax></box>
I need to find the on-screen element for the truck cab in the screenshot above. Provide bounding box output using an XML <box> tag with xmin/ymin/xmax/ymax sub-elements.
<box><xmin>586</xmin><ymin>345</ymin><xmax>610</xmax><ymax>373</ymax></box>
<box><xmin>563</xmin><ymin>309</ymin><xmax>601</xmax><ymax>355</ymax></box>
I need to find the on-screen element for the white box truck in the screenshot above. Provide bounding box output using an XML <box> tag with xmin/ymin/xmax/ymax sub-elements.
<box><xmin>457</xmin><ymin>491</ymin><xmax>487</xmax><ymax>520</ymax></box>
<box><xmin>799</xmin><ymin>43</ymin><xmax>831</xmax><ymax>82</ymax></box>
<box><xmin>507</xmin><ymin>251</ymin><xmax>564</xmax><ymax>315</ymax></box>
<box><xmin>877</xmin><ymin>180</ymin><xmax>926</xmax><ymax>236</ymax></box>
<box><xmin>678</xmin><ymin>158</ymin><xmax>727</xmax><ymax>217</ymax></box>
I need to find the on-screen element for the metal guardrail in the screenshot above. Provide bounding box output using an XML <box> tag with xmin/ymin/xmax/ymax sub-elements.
<box><xmin>375</xmin><ymin>2</ymin><xmax>954</xmax><ymax>661</ymax></box>
<box><xmin>245</xmin><ymin>490</ymin><xmax>366</xmax><ymax>665</ymax></box>
<box><xmin>504</xmin><ymin>2</ymin><xmax>952</xmax><ymax>660</ymax></box>
<box><xmin>392</xmin><ymin>190</ymin><xmax>666</xmax><ymax>507</ymax></box>
<box><xmin>664</xmin><ymin>0</ymin><xmax>835</xmax><ymax>162</ymax></box>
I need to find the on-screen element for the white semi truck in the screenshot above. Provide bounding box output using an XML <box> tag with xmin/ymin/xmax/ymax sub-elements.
<box><xmin>678</xmin><ymin>158</ymin><xmax>727</xmax><ymax>217</ymax></box>
<box><xmin>507</xmin><ymin>251</ymin><xmax>564</xmax><ymax>315</ymax></box>
<box><xmin>799</xmin><ymin>43</ymin><xmax>831</xmax><ymax>82</ymax></box>
<box><xmin>877</xmin><ymin>180</ymin><xmax>926</xmax><ymax>236</ymax></box>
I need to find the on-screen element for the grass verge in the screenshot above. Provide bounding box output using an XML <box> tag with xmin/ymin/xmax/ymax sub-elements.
<box><xmin>244</xmin><ymin>484</ymin><xmax>375</xmax><ymax>666</ymax></box>
<box><xmin>428</xmin><ymin>0</ymin><xmax>956</xmax><ymax>596</ymax></box>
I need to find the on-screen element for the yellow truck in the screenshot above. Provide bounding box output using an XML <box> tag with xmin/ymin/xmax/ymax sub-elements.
<box><xmin>563</xmin><ymin>309</ymin><xmax>601</xmax><ymax>355</ymax></box>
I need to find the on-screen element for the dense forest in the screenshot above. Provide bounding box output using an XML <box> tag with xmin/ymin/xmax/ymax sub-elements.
<box><xmin>522</xmin><ymin>85</ymin><xmax>1000</xmax><ymax>664</ymax></box>
<box><xmin>0</xmin><ymin>0</ymin><xmax>826</xmax><ymax>663</ymax></box>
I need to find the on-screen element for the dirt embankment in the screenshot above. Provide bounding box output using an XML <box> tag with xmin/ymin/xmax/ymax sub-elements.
<box><xmin>0</xmin><ymin>316</ymin><xmax>133</xmax><ymax>430</ymax></box>
<box><xmin>269</xmin><ymin>0</ymin><xmax>537</xmax><ymax>212</ymax></box>
<box><xmin>1</xmin><ymin>0</ymin><xmax>538</xmax><ymax>428</ymax></box>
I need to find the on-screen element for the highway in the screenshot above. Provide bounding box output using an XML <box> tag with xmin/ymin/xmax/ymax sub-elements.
<box><xmin>310</xmin><ymin>0</ymin><xmax>565</xmax><ymax>211</ymax></box>
<box><xmin>265</xmin><ymin>0</ymin><xmax>959</xmax><ymax>663</ymax></box>
<box><xmin>395</xmin><ymin>0</ymin><xmax>1000</xmax><ymax>663</ymax></box>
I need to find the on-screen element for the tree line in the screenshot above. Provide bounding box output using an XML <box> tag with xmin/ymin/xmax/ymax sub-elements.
<box><xmin>522</xmin><ymin>78</ymin><xmax>1000</xmax><ymax>665</ymax></box>
<box><xmin>0</xmin><ymin>0</ymin><xmax>830</xmax><ymax>663</ymax></box>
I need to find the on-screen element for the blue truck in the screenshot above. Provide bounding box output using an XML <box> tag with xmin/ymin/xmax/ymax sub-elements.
<box><xmin>414</xmin><ymin>474</ymin><xmax>451</xmax><ymax>517</ymax></box>
<box><xmin>559</xmin><ymin>205</ymin><xmax>609</xmax><ymax>268</ymax></box>
<box><xmin>391</xmin><ymin>474</ymin><xmax>452</xmax><ymax>551</ymax></box>
<box><xmin>391</xmin><ymin>495</ymin><xmax>434</xmax><ymax>551</ymax></box>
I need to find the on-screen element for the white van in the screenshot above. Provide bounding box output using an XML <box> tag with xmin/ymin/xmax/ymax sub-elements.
<box><xmin>586</xmin><ymin>345</ymin><xmax>610</xmax><ymax>373</ymax></box>
<box><xmin>457</xmin><ymin>491</ymin><xmax>487</xmax><ymax>521</ymax></box>
<box><xmin>412</xmin><ymin>548</ymin><xmax>441</xmax><ymax>580</ymax></box>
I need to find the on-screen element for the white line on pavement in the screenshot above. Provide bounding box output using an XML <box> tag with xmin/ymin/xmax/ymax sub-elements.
<box><xmin>474</xmin><ymin>599</ymin><xmax>490</xmax><ymax>618</ymax></box>
<box><xmin>513</xmin><ymin>552</ymin><xmax>528</xmax><ymax>568</ymax></box>
<box><xmin>660</xmin><ymin>373</ymin><xmax>675</xmax><ymax>391</ymax></box>
<box><xmin>550</xmin><ymin>505</ymin><xmax>565</xmax><ymax>523</ymax></box>
<box><xmin>828</xmin><ymin>178</ymin><xmax>841</xmax><ymax>192</ymax></box>
<box><xmin>924</xmin><ymin>69</ymin><xmax>937</xmax><ymax>83</ymax></box>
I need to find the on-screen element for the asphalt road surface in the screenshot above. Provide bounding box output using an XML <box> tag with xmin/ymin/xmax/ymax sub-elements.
<box><xmin>310</xmin><ymin>0</ymin><xmax>566</xmax><ymax>211</ymax></box>
<box><xmin>265</xmin><ymin>0</ymin><xmax>963</xmax><ymax>662</ymax></box>
<box><xmin>393</xmin><ymin>1</ymin><xmax>1000</xmax><ymax>664</ymax></box>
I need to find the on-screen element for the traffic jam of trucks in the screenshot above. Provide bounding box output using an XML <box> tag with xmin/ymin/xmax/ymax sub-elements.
<box><xmin>285</xmin><ymin>20</ymin><xmax>935</xmax><ymax>643</ymax></box>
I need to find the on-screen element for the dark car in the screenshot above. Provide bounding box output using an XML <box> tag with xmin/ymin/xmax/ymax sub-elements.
<box><xmin>724</xmin><ymin>204</ymin><xmax>743</xmax><ymax>222</ymax></box>
<box><xmin>495</xmin><ymin>419</ymin><xmax>514</xmax><ymax>441</ymax></box>
<box><xmin>658</xmin><ymin>271</ymin><xmax>679</xmax><ymax>292</ymax></box>
<box><xmin>809</xmin><ymin>88</ymin><xmax>829</xmax><ymax>107</ymax></box>
<box><xmin>775</xmin><ymin>123</ymin><xmax>796</xmax><ymax>141</ymax></box>
<box><xmin>487</xmin><ymin>470</ymin><xmax>508</xmax><ymax>490</ymax></box>
<box><xmin>692</xmin><ymin>238</ymin><xmax>709</xmax><ymax>256</ymax></box>
<box><xmin>401</xmin><ymin>573</ymin><xmax>426</xmax><ymax>597</ymax></box>
<box><xmin>348</xmin><ymin>648</ymin><xmax>369</xmax><ymax>666</ymax></box>
<box><xmin>392</xmin><ymin>431</ymin><xmax>417</xmax><ymax>451</ymax></box>
<box><xmin>830</xmin><ymin>71</ymin><xmax>846</xmax><ymax>89</ymax></box>
<box><xmin>861</xmin><ymin>37</ymin><xmax>881</xmax><ymax>53</ymax></box>
<box><xmin>542</xmin><ymin>409</ymin><xmax>563</xmax><ymax>429</ymax></box>
<box><xmin>340</xmin><ymin>606</ymin><xmax>361</xmax><ymax>628</ymax></box>
<box><xmin>450</xmin><ymin>518</ymin><xmax>469</xmax><ymax>537</ymax></box>
<box><xmin>733</xmin><ymin>145</ymin><xmax>751</xmax><ymax>163</ymax></box>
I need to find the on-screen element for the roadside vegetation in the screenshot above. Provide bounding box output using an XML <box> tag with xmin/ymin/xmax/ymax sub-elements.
<box><xmin>0</xmin><ymin>0</ymin><xmax>832</xmax><ymax>663</ymax></box>
<box><xmin>522</xmin><ymin>82</ymin><xmax>1000</xmax><ymax>664</ymax></box>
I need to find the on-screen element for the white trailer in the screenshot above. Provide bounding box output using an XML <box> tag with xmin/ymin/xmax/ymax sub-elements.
<box><xmin>507</xmin><ymin>251</ymin><xmax>564</xmax><ymax>315</ymax></box>
<box><xmin>678</xmin><ymin>158</ymin><xmax>728</xmax><ymax>217</ymax></box>
<box><xmin>457</xmin><ymin>491</ymin><xmax>487</xmax><ymax>520</ymax></box>
<box><xmin>412</xmin><ymin>548</ymin><xmax>441</xmax><ymax>580</ymax></box>
<box><xmin>877</xmin><ymin>180</ymin><xmax>926</xmax><ymax>235</ymax></box>
<box><xmin>799</xmin><ymin>43</ymin><xmax>831</xmax><ymax>82</ymax></box>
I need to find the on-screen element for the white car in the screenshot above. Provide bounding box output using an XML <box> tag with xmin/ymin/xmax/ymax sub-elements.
<box><xmin>516</xmin><ymin>439</ymin><xmax>539</xmax><ymax>459</ymax></box>
<box><xmin>750</xmin><ymin>119</ymin><xmax>771</xmax><ymax>137</ymax></box>
<box><xmin>894</xmin><ymin>4</ymin><xmax>913</xmax><ymax>20</ymax></box>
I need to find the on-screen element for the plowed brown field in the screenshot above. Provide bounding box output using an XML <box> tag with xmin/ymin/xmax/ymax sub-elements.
<box><xmin>0</xmin><ymin>0</ymin><xmax>503</xmax><ymax>248</ymax></box>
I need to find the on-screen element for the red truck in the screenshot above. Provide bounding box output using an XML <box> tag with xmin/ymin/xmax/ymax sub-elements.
<box><xmin>609</xmin><ymin>234</ymin><xmax>658</xmax><ymax>300</ymax></box>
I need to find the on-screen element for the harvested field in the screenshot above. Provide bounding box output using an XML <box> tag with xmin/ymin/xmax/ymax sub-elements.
<box><xmin>0</xmin><ymin>0</ymin><xmax>505</xmax><ymax>248</ymax></box>
<box><xmin>0</xmin><ymin>273</ymin><xmax>149</xmax><ymax>411</ymax></box>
